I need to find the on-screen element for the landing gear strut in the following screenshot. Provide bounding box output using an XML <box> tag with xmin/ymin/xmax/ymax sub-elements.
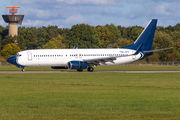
<box><xmin>87</xmin><ymin>67</ymin><xmax>94</xmax><ymax>72</ymax></box>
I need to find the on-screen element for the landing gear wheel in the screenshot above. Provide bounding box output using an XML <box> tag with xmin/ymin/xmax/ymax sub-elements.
<box><xmin>87</xmin><ymin>67</ymin><xmax>94</xmax><ymax>72</ymax></box>
<box><xmin>77</xmin><ymin>69</ymin><xmax>83</xmax><ymax>72</ymax></box>
<box><xmin>22</xmin><ymin>68</ymin><xmax>25</xmax><ymax>72</ymax></box>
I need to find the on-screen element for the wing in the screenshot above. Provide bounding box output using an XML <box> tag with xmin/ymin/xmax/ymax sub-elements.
<box><xmin>83</xmin><ymin>56</ymin><xmax>117</xmax><ymax>66</ymax></box>
<box><xmin>83</xmin><ymin>45</ymin><xmax>143</xmax><ymax>66</ymax></box>
<box><xmin>83</xmin><ymin>54</ymin><xmax>136</xmax><ymax>66</ymax></box>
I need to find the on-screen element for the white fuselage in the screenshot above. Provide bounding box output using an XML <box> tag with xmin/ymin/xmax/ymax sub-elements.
<box><xmin>16</xmin><ymin>48</ymin><xmax>142</xmax><ymax>67</ymax></box>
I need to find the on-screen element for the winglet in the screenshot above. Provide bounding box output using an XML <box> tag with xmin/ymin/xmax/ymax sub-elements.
<box><xmin>73</xmin><ymin>45</ymin><xmax>77</xmax><ymax>49</ymax></box>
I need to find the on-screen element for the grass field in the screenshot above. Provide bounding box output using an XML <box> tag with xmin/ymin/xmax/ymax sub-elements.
<box><xmin>0</xmin><ymin>72</ymin><xmax>180</xmax><ymax>120</ymax></box>
<box><xmin>1</xmin><ymin>65</ymin><xmax>180</xmax><ymax>71</ymax></box>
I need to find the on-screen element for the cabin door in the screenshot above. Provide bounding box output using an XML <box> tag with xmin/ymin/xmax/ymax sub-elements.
<box><xmin>27</xmin><ymin>51</ymin><xmax>32</xmax><ymax>61</ymax></box>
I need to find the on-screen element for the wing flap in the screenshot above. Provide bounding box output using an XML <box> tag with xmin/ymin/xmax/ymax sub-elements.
<box><xmin>84</xmin><ymin>57</ymin><xmax>117</xmax><ymax>66</ymax></box>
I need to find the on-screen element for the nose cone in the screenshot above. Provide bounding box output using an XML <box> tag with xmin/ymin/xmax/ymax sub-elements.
<box><xmin>7</xmin><ymin>56</ymin><xmax>18</xmax><ymax>65</ymax></box>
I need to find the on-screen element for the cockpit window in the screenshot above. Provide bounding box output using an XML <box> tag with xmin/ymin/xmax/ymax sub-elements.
<box><xmin>15</xmin><ymin>53</ymin><xmax>22</xmax><ymax>57</ymax></box>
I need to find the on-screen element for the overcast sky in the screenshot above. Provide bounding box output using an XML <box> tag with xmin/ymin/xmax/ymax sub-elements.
<box><xmin>0</xmin><ymin>0</ymin><xmax>180</xmax><ymax>28</ymax></box>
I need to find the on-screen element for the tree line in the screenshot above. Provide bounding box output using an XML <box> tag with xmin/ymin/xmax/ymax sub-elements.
<box><xmin>0</xmin><ymin>23</ymin><xmax>180</xmax><ymax>62</ymax></box>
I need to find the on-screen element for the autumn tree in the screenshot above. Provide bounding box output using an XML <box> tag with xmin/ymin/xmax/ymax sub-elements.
<box><xmin>1</xmin><ymin>43</ymin><xmax>20</xmax><ymax>57</ymax></box>
<box><xmin>113</xmin><ymin>38</ymin><xmax>134</xmax><ymax>48</ymax></box>
<box><xmin>153</xmin><ymin>31</ymin><xmax>173</xmax><ymax>61</ymax></box>
<box><xmin>1</xmin><ymin>35</ymin><xmax>14</xmax><ymax>48</ymax></box>
<box><xmin>171</xmin><ymin>31</ymin><xmax>180</xmax><ymax>42</ymax></box>
<box><xmin>0</xmin><ymin>35</ymin><xmax>2</xmax><ymax>49</ymax></box>
<box><xmin>17</xmin><ymin>35</ymin><xmax>26</xmax><ymax>50</ymax></box>
<box><xmin>106</xmin><ymin>24</ymin><xmax>121</xmax><ymax>39</ymax></box>
<box><xmin>42</xmin><ymin>35</ymin><xmax>65</xmax><ymax>49</ymax></box>
<box><xmin>95</xmin><ymin>26</ymin><xmax>116</xmax><ymax>48</ymax></box>
<box><xmin>129</xmin><ymin>26</ymin><xmax>144</xmax><ymax>41</ymax></box>
<box><xmin>147</xmin><ymin>53</ymin><xmax>159</xmax><ymax>62</ymax></box>
<box><xmin>174</xmin><ymin>39</ymin><xmax>180</xmax><ymax>51</ymax></box>
<box><xmin>166</xmin><ymin>53</ymin><xmax>177</xmax><ymax>62</ymax></box>
<box><xmin>0</xmin><ymin>25</ymin><xmax>8</xmax><ymax>40</ymax></box>
<box><xmin>173</xmin><ymin>39</ymin><xmax>180</xmax><ymax>61</ymax></box>
<box><xmin>118</xmin><ymin>26</ymin><xmax>128</xmax><ymax>39</ymax></box>
<box><xmin>65</xmin><ymin>24</ymin><xmax>101</xmax><ymax>48</ymax></box>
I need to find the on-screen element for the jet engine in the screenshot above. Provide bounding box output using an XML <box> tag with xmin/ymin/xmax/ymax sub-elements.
<box><xmin>68</xmin><ymin>61</ymin><xmax>88</xmax><ymax>69</ymax></box>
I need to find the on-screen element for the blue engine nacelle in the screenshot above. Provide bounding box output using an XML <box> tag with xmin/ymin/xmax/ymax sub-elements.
<box><xmin>68</xmin><ymin>61</ymin><xmax>88</xmax><ymax>69</ymax></box>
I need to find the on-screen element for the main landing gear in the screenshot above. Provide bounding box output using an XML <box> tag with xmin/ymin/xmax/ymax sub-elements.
<box><xmin>76</xmin><ymin>67</ymin><xmax>94</xmax><ymax>72</ymax></box>
<box><xmin>87</xmin><ymin>67</ymin><xmax>94</xmax><ymax>72</ymax></box>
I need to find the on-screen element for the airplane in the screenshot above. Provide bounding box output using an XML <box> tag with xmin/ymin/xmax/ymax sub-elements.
<box><xmin>7</xmin><ymin>19</ymin><xmax>172</xmax><ymax>72</ymax></box>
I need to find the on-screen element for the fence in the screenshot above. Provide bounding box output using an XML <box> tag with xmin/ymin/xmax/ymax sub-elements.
<box><xmin>0</xmin><ymin>61</ymin><xmax>11</xmax><ymax>66</ymax></box>
<box><xmin>121</xmin><ymin>61</ymin><xmax>180</xmax><ymax>66</ymax></box>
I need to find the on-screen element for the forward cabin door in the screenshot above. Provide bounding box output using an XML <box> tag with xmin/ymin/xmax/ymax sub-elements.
<box><xmin>27</xmin><ymin>51</ymin><xmax>32</xmax><ymax>61</ymax></box>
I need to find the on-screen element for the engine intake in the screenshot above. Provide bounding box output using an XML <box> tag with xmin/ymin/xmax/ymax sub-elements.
<box><xmin>68</xmin><ymin>61</ymin><xmax>88</xmax><ymax>69</ymax></box>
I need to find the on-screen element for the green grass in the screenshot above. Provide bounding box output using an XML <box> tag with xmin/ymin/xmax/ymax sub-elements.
<box><xmin>1</xmin><ymin>65</ymin><xmax>180</xmax><ymax>71</ymax></box>
<box><xmin>0</xmin><ymin>73</ymin><xmax>180</xmax><ymax>119</ymax></box>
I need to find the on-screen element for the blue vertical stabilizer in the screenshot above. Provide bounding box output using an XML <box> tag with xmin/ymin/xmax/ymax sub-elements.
<box><xmin>123</xmin><ymin>19</ymin><xmax>157</xmax><ymax>51</ymax></box>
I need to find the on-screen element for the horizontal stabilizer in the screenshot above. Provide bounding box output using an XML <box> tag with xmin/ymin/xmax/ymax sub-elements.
<box><xmin>143</xmin><ymin>47</ymin><xmax>173</xmax><ymax>53</ymax></box>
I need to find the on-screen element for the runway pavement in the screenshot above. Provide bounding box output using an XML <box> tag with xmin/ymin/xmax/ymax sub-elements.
<box><xmin>0</xmin><ymin>71</ymin><xmax>180</xmax><ymax>73</ymax></box>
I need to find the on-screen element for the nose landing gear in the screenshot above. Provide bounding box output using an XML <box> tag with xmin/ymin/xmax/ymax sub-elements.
<box><xmin>22</xmin><ymin>67</ymin><xmax>25</xmax><ymax>72</ymax></box>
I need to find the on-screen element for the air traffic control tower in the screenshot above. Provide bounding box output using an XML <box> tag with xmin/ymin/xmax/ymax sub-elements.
<box><xmin>2</xmin><ymin>6</ymin><xmax>24</xmax><ymax>37</ymax></box>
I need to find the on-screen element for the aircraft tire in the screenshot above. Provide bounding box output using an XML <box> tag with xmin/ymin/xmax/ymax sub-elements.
<box><xmin>22</xmin><ymin>68</ymin><xmax>25</xmax><ymax>72</ymax></box>
<box><xmin>87</xmin><ymin>67</ymin><xmax>94</xmax><ymax>72</ymax></box>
